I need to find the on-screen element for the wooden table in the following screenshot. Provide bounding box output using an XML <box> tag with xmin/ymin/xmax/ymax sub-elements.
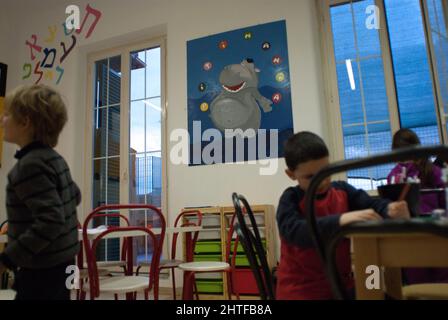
<box><xmin>351</xmin><ymin>232</ymin><xmax>448</xmax><ymax>299</ymax></box>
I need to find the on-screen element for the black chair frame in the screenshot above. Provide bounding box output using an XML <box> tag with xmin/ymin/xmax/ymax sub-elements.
<box><xmin>232</xmin><ymin>193</ymin><xmax>275</xmax><ymax>300</ymax></box>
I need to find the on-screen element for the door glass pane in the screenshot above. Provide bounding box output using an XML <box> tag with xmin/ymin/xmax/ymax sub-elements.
<box><xmin>93</xmin><ymin>108</ymin><xmax>107</xmax><ymax>158</ymax></box>
<box><xmin>94</xmin><ymin>59</ymin><xmax>108</xmax><ymax>107</ymax></box>
<box><xmin>108</xmin><ymin>106</ymin><xmax>120</xmax><ymax>157</ymax></box>
<box><xmin>129</xmin><ymin>46</ymin><xmax>163</xmax><ymax>265</ymax></box>
<box><xmin>146</xmin><ymin>47</ymin><xmax>161</xmax><ymax>98</ymax></box>
<box><xmin>145</xmin><ymin>97</ymin><xmax>161</xmax><ymax>152</ymax></box>
<box><xmin>109</xmin><ymin>56</ymin><xmax>121</xmax><ymax>105</ymax></box>
<box><xmin>130</xmin><ymin>51</ymin><xmax>146</xmax><ymax>101</ymax></box>
<box><xmin>130</xmin><ymin>100</ymin><xmax>145</xmax><ymax>153</ymax></box>
<box><xmin>92</xmin><ymin>55</ymin><xmax>121</xmax><ymax>261</ymax></box>
<box><xmin>92</xmin><ymin>158</ymin><xmax>106</xmax><ymax>209</ymax></box>
<box><xmin>107</xmin><ymin>157</ymin><xmax>120</xmax><ymax>204</ymax></box>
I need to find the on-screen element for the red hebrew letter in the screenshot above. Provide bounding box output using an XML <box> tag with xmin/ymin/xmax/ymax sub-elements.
<box><xmin>25</xmin><ymin>35</ymin><xmax>42</xmax><ymax>61</ymax></box>
<box><xmin>34</xmin><ymin>61</ymin><xmax>43</xmax><ymax>84</ymax></box>
<box><xmin>76</xmin><ymin>4</ymin><xmax>102</xmax><ymax>39</ymax></box>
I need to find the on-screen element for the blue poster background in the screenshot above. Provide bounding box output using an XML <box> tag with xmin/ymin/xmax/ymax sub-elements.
<box><xmin>187</xmin><ymin>20</ymin><xmax>294</xmax><ymax>165</ymax></box>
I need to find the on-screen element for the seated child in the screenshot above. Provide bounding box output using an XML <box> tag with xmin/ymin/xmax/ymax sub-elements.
<box><xmin>387</xmin><ymin>128</ymin><xmax>448</xmax><ymax>284</ymax></box>
<box><xmin>276</xmin><ymin>131</ymin><xmax>410</xmax><ymax>300</ymax></box>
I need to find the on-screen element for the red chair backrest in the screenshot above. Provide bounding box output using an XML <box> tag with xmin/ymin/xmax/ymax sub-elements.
<box><xmin>82</xmin><ymin>204</ymin><xmax>166</xmax><ymax>297</ymax></box>
<box><xmin>84</xmin><ymin>226</ymin><xmax>160</xmax><ymax>298</ymax></box>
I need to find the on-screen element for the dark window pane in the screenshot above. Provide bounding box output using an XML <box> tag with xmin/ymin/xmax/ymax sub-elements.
<box><xmin>361</xmin><ymin>58</ymin><xmax>390</xmax><ymax>122</ymax></box>
<box><xmin>94</xmin><ymin>59</ymin><xmax>108</xmax><ymax>107</ymax></box>
<box><xmin>93</xmin><ymin>108</ymin><xmax>107</xmax><ymax>158</ymax></box>
<box><xmin>352</xmin><ymin>0</ymin><xmax>381</xmax><ymax>57</ymax></box>
<box><xmin>336</xmin><ymin>61</ymin><xmax>363</xmax><ymax>125</ymax></box>
<box><xmin>331</xmin><ymin>0</ymin><xmax>393</xmax><ymax>190</ymax></box>
<box><xmin>331</xmin><ymin>4</ymin><xmax>356</xmax><ymax>62</ymax></box>
<box><xmin>385</xmin><ymin>0</ymin><xmax>440</xmax><ymax>143</ymax></box>
<box><xmin>109</xmin><ymin>56</ymin><xmax>121</xmax><ymax>105</ymax></box>
<box><xmin>108</xmin><ymin>106</ymin><xmax>120</xmax><ymax>157</ymax></box>
<box><xmin>92</xmin><ymin>159</ymin><xmax>106</xmax><ymax>208</ymax></box>
<box><xmin>107</xmin><ymin>157</ymin><xmax>120</xmax><ymax>204</ymax></box>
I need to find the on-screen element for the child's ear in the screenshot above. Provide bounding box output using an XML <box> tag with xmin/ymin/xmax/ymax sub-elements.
<box><xmin>22</xmin><ymin>117</ymin><xmax>32</xmax><ymax>129</ymax></box>
<box><xmin>285</xmin><ymin>169</ymin><xmax>296</xmax><ymax>181</ymax></box>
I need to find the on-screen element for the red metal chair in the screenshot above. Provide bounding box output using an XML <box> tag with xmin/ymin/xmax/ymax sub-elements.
<box><xmin>136</xmin><ymin>209</ymin><xmax>202</xmax><ymax>299</ymax></box>
<box><xmin>82</xmin><ymin>204</ymin><xmax>166</xmax><ymax>299</ymax></box>
<box><xmin>225</xmin><ymin>211</ymin><xmax>240</xmax><ymax>299</ymax></box>
<box><xmin>82</xmin><ymin>225</ymin><xmax>161</xmax><ymax>300</ymax></box>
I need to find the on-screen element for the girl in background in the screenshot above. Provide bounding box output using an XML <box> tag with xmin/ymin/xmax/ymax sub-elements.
<box><xmin>387</xmin><ymin>128</ymin><xmax>448</xmax><ymax>284</ymax></box>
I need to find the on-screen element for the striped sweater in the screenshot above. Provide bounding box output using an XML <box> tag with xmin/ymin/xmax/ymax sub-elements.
<box><xmin>1</xmin><ymin>141</ymin><xmax>80</xmax><ymax>269</ymax></box>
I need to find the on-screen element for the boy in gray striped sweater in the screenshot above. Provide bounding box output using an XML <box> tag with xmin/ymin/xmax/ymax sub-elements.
<box><xmin>0</xmin><ymin>84</ymin><xmax>80</xmax><ymax>300</ymax></box>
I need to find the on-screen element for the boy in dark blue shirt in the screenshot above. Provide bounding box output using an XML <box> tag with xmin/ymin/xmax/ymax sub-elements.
<box><xmin>276</xmin><ymin>131</ymin><xmax>410</xmax><ymax>299</ymax></box>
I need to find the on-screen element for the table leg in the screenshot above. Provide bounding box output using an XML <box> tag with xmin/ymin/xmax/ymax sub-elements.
<box><xmin>352</xmin><ymin>237</ymin><xmax>384</xmax><ymax>300</ymax></box>
<box><xmin>384</xmin><ymin>267</ymin><xmax>403</xmax><ymax>300</ymax></box>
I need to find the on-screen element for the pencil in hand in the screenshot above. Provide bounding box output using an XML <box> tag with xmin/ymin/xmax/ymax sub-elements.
<box><xmin>398</xmin><ymin>183</ymin><xmax>411</xmax><ymax>201</ymax></box>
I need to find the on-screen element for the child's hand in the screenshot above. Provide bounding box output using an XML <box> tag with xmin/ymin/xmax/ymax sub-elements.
<box><xmin>387</xmin><ymin>201</ymin><xmax>411</xmax><ymax>220</ymax></box>
<box><xmin>340</xmin><ymin>209</ymin><xmax>383</xmax><ymax>226</ymax></box>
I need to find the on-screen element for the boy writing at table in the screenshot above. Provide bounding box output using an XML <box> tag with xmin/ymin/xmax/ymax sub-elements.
<box><xmin>276</xmin><ymin>131</ymin><xmax>410</xmax><ymax>299</ymax></box>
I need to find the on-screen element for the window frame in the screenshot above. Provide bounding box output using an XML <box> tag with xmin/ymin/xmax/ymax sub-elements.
<box><xmin>317</xmin><ymin>0</ymin><xmax>447</xmax><ymax>190</ymax></box>
<box><xmin>83</xmin><ymin>37</ymin><xmax>168</xmax><ymax>237</ymax></box>
<box><xmin>421</xmin><ymin>0</ymin><xmax>448</xmax><ymax>143</ymax></box>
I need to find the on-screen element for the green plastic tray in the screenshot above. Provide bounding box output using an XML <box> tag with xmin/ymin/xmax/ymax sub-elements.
<box><xmin>194</xmin><ymin>240</ymin><xmax>222</xmax><ymax>254</ymax></box>
<box><xmin>193</xmin><ymin>254</ymin><xmax>223</xmax><ymax>262</ymax></box>
<box><xmin>195</xmin><ymin>279</ymin><xmax>223</xmax><ymax>293</ymax></box>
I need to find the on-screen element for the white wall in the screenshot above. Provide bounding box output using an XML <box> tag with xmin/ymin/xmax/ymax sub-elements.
<box><xmin>0</xmin><ymin>0</ymin><xmax>327</xmax><ymax>284</ymax></box>
<box><xmin>0</xmin><ymin>1</ymin><xmax>22</xmax><ymax>214</ymax></box>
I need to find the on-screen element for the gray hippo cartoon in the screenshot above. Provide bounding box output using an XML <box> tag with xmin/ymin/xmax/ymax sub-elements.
<box><xmin>209</xmin><ymin>59</ymin><xmax>272</xmax><ymax>132</ymax></box>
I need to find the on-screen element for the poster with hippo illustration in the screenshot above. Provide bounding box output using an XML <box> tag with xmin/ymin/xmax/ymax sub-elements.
<box><xmin>187</xmin><ymin>20</ymin><xmax>293</xmax><ymax>166</ymax></box>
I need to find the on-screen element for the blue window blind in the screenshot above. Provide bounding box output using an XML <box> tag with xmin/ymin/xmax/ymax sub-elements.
<box><xmin>329</xmin><ymin>0</ymin><xmax>447</xmax><ymax>190</ymax></box>
<box><xmin>330</xmin><ymin>0</ymin><xmax>393</xmax><ymax>190</ymax></box>
<box><xmin>385</xmin><ymin>0</ymin><xmax>440</xmax><ymax>144</ymax></box>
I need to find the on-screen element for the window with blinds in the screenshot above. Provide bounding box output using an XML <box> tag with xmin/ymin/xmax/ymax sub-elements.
<box><xmin>325</xmin><ymin>0</ymin><xmax>448</xmax><ymax>190</ymax></box>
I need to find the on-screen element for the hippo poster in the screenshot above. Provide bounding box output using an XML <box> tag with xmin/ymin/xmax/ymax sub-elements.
<box><xmin>187</xmin><ymin>20</ymin><xmax>293</xmax><ymax>166</ymax></box>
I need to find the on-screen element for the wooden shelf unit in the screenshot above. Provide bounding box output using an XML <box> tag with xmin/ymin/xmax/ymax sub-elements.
<box><xmin>181</xmin><ymin>204</ymin><xmax>276</xmax><ymax>299</ymax></box>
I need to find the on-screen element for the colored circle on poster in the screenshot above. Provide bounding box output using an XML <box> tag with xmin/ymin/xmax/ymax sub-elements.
<box><xmin>243</xmin><ymin>31</ymin><xmax>252</xmax><ymax>40</ymax></box>
<box><xmin>272</xmin><ymin>55</ymin><xmax>282</xmax><ymax>65</ymax></box>
<box><xmin>275</xmin><ymin>72</ymin><xmax>286</xmax><ymax>82</ymax></box>
<box><xmin>272</xmin><ymin>93</ymin><xmax>282</xmax><ymax>104</ymax></box>
<box><xmin>200</xmin><ymin>102</ymin><xmax>209</xmax><ymax>112</ymax></box>
<box><xmin>218</xmin><ymin>40</ymin><xmax>228</xmax><ymax>50</ymax></box>
<box><xmin>262</xmin><ymin>42</ymin><xmax>271</xmax><ymax>50</ymax></box>
<box><xmin>203</xmin><ymin>61</ymin><xmax>213</xmax><ymax>71</ymax></box>
<box><xmin>198</xmin><ymin>83</ymin><xmax>207</xmax><ymax>92</ymax></box>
